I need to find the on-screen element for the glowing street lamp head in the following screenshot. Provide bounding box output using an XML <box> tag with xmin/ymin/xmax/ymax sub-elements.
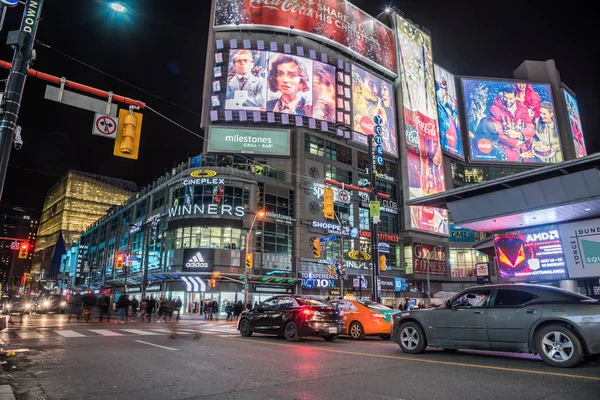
<box><xmin>110</xmin><ymin>2</ymin><xmax>127</xmax><ymax>12</ymax></box>
<box><xmin>258</xmin><ymin>210</ymin><xmax>265</xmax><ymax>218</ymax></box>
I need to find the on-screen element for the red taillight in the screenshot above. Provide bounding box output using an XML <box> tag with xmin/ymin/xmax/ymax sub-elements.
<box><xmin>370</xmin><ymin>313</ymin><xmax>385</xmax><ymax>319</ymax></box>
<box><xmin>302</xmin><ymin>309</ymin><xmax>312</xmax><ymax>316</ymax></box>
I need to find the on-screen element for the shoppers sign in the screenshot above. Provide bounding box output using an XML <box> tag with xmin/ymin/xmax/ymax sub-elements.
<box><xmin>168</xmin><ymin>204</ymin><xmax>245</xmax><ymax>219</ymax></box>
<box><xmin>214</xmin><ymin>0</ymin><xmax>397</xmax><ymax>73</ymax></box>
<box><xmin>494</xmin><ymin>225</ymin><xmax>567</xmax><ymax>281</ymax></box>
<box><xmin>413</xmin><ymin>243</ymin><xmax>447</xmax><ymax>276</ymax></box>
<box><xmin>183</xmin><ymin>249</ymin><xmax>214</xmax><ymax>272</ymax></box>
<box><xmin>207</xmin><ymin>126</ymin><xmax>291</xmax><ymax>156</ymax></box>
<box><xmin>559</xmin><ymin>218</ymin><xmax>600</xmax><ymax>278</ymax></box>
<box><xmin>312</xmin><ymin>220</ymin><xmax>350</xmax><ymax>235</ymax></box>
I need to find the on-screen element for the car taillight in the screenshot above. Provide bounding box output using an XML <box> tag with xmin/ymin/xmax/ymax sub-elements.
<box><xmin>370</xmin><ymin>313</ymin><xmax>385</xmax><ymax>319</ymax></box>
<box><xmin>302</xmin><ymin>309</ymin><xmax>312</xmax><ymax>316</ymax></box>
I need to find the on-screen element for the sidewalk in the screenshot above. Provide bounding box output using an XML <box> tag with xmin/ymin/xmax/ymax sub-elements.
<box><xmin>177</xmin><ymin>314</ymin><xmax>237</xmax><ymax>324</ymax></box>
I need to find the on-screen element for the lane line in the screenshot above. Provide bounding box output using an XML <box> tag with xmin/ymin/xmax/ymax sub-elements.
<box><xmin>88</xmin><ymin>329</ymin><xmax>123</xmax><ymax>336</ymax></box>
<box><xmin>55</xmin><ymin>330</ymin><xmax>86</xmax><ymax>338</ymax></box>
<box><xmin>120</xmin><ymin>329</ymin><xmax>159</xmax><ymax>335</ymax></box>
<box><xmin>134</xmin><ymin>340</ymin><xmax>178</xmax><ymax>351</ymax></box>
<box><xmin>233</xmin><ymin>338</ymin><xmax>600</xmax><ymax>382</ymax></box>
<box><xmin>15</xmin><ymin>331</ymin><xmax>44</xmax><ymax>339</ymax></box>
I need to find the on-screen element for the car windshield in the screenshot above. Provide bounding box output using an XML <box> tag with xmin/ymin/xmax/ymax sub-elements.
<box><xmin>296</xmin><ymin>297</ymin><xmax>330</xmax><ymax>307</ymax></box>
<box><xmin>358</xmin><ymin>300</ymin><xmax>392</xmax><ymax>310</ymax></box>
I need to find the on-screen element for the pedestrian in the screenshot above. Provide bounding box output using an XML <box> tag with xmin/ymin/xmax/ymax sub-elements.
<box><xmin>225</xmin><ymin>301</ymin><xmax>233</xmax><ymax>321</ymax></box>
<box><xmin>253</xmin><ymin>301</ymin><xmax>259</xmax><ymax>310</ymax></box>
<box><xmin>116</xmin><ymin>294</ymin><xmax>129</xmax><ymax>323</ymax></box>
<box><xmin>246</xmin><ymin>301</ymin><xmax>252</xmax><ymax>311</ymax></box>
<box><xmin>234</xmin><ymin>300</ymin><xmax>243</xmax><ymax>319</ymax></box>
<box><xmin>175</xmin><ymin>297</ymin><xmax>182</xmax><ymax>320</ymax></box>
<box><xmin>212</xmin><ymin>300</ymin><xmax>219</xmax><ymax>320</ymax></box>
<box><xmin>146</xmin><ymin>296</ymin><xmax>155</xmax><ymax>322</ymax></box>
<box><xmin>81</xmin><ymin>291</ymin><xmax>97</xmax><ymax>322</ymax></box>
<box><xmin>130</xmin><ymin>297</ymin><xmax>139</xmax><ymax>319</ymax></box>
<box><xmin>96</xmin><ymin>292</ymin><xmax>110</xmax><ymax>323</ymax></box>
<box><xmin>205</xmin><ymin>300</ymin><xmax>213</xmax><ymax>320</ymax></box>
<box><xmin>67</xmin><ymin>292</ymin><xmax>83</xmax><ymax>322</ymax></box>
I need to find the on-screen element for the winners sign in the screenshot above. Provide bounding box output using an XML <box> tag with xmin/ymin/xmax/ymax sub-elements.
<box><xmin>214</xmin><ymin>0</ymin><xmax>397</xmax><ymax>73</ymax></box>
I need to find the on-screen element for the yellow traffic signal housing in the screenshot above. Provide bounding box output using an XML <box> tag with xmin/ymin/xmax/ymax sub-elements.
<box><xmin>115</xmin><ymin>253</ymin><xmax>124</xmax><ymax>270</ymax></box>
<box><xmin>113</xmin><ymin>109</ymin><xmax>143</xmax><ymax>160</ymax></box>
<box><xmin>246</xmin><ymin>253</ymin><xmax>253</xmax><ymax>269</ymax></box>
<box><xmin>323</xmin><ymin>186</ymin><xmax>335</xmax><ymax>219</ymax></box>
<box><xmin>209</xmin><ymin>279</ymin><xmax>217</xmax><ymax>288</ymax></box>
<box><xmin>328</xmin><ymin>264</ymin><xmax>335</xmax><ymax>276</ymax></box>
<box><xmin>212</xmin><ymin>271</ymin><xmax>221</xmax><ymax>279</ymax></box>
<box><xmin>312</xmin><ymin>239</ymin><xmax>320</xmax><ymax>258</ymax></box>
<box><xmin>379</xmin><ymin>255</ymin><xmax>387</xmax><ymax>271</ymax></box>
<box><xmin>18</xmin><ymin>242</ymin><xmax>29</xmax><ymax>259</ymax></box>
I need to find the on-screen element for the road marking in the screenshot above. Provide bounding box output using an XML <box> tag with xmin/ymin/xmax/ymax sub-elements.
<box><xmin>15</xmin><ymin>331</ymin><xmax>44</xmax><ymax>339</ymax></box>
<box><xmin>55</xmin><ymin>330</ymin><xmax>86</xmax><ymax>338</ymax></box>
<box><xmin>121</xmin><ymin>329</ymin><xmax>160</xmax><ymax>335</ymax></box>
<box><xmin>134</xmin><ymin>340</ymin><xmax>178</xmax><ymax>351</ymax></box>
<box><xmin>88</xmin><ymin>329</ymin><xmax>123</xmax><ymax>336</ymax></box>
<box><xmin>234</xmin><ymin>338</ymin><xmax>600</xmax><ymax>382</ymax></box>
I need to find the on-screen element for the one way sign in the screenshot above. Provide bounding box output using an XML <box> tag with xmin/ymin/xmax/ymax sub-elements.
<box><xmin>92</xmin><ymin>113</ymin><xmax>119</xmax><ymax>139</ymax></box>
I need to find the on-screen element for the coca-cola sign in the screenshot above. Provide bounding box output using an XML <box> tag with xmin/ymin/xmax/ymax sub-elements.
<box><xmin>416</xmin><ymin>114</ymin><xmax>438</xmax><ymax>139</ymax></box>
<box><xmin>214</xmin><ymin>0</ymin><xmax>397</xmax><ymax>73</ymax></box>
<box><xmin>477</xmin><ymin>139</ymin><xmax>493</xmax><ymax>154</ymax></box>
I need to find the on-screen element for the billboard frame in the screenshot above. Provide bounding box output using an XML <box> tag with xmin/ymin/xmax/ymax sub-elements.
<box><xmin>434</xmin><ymin>64</ymin><xmax>465</xmax><ymax>161</ymax></box>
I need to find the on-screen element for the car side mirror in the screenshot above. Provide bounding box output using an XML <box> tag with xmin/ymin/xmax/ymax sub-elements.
<box><xmin>257</xmin><ymin>306</ymin><xmax>264</xmax><ymax>312</ymax></box>
<box><xmin>445</xmin><ymin>300</ymin><xmax>452</xmax><ymax>309</ymax></box>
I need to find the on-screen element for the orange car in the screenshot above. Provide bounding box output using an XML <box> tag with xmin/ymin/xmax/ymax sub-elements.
<box><xmin>333</xmin><ymin>299</ymin><xmax>398</xmax><ymax>340</ymax></box>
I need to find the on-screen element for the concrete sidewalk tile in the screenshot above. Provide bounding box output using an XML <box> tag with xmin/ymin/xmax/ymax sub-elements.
<box><xmin>0</xmin><ymin>384</ymin><xmax>16</xmax><ymax>400</ymax></box>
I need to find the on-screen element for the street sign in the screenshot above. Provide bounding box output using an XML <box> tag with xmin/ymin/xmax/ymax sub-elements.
<box><xmin>319</xmin><ymin>235</ymin><xmax>337</xmax><ymax>243</ymax></box>
<box><xmin>44</xmin><ymin>86</ymin><xmax>119</xmax><ymax>116</ymax></box>
<box><xmin>349</xmin><ymin>227</ymin><xmax>359</xmax><ymax>239</ymax></box>
<box><xmin>93</xmin><ymin>113</ymin><xmax>118</xmax><ymax>138</ymax></box>
<box><xmin>337</xmin><ymin>189</ymin><xmax>350</xmax><ymax>203</ymax></box>
<box><xmin>369</xmin><ymin>201</ymin><xmax>381</xmax><ymax>218</ymax></box>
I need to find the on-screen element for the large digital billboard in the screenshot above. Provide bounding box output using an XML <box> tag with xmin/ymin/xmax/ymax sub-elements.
<box><xmin>434</xmin><ymin>65</ymin><xmax>464</xmax><ymax>159</ymax></box>
<box><xmin>351</xmin><ymin>65</ymin><xmax>397</xmax><ymax>156</ymax></box>
<box><xmin>462</xmin><ymin>79</ymin><xmax>563</xmax><ymax>164</ymax></box>
<box><xmin>559</xmin><ymin>218</ymin><xmax>600</xmax><ymax>278</ymax></box>
<box><xmin>207</xmin><ymin>126</ymin><xmax>291</xmax><ymax>156</ymax></box>
<box><xmin>225</xmin><ymin>49</ymin><xmax>336</xmax><ymax>122</ymax></box>
<box><xmin>214</xmin><ymin>0</ymin><xmax>397</xmax><ymax>73</ymax></box>
<box><xmin>563</xmin><ymin>90</ymin><xmax>587</xmax><ymax>158</ymax></box>
<box><xmin>494</xmin><ymin>225</ymin><xmax>567</xmax><ymax>281</ymax></box>
<box><xmin>396</xmin><ymin>15</ymin><xmax>447</xmax><ymax>235</ymax></box>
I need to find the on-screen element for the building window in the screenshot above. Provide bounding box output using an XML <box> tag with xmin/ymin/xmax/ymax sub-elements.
<box><xmin>172</xmin><ymin>226</ymin><xmax>242</xmax><ymax>250</ymax></box>
<box><xmin>152</xmin><ymin>193</ymin><xmax>166</xmax><ymax>210</ymax></box>
<box><xmin>449</xmin><ymin>248</ymin><xmax>489</xmax><ymax>278</ymax></box>
<box><xmin>305</xmin><ymin>134</ymin><xmax>325</xmax><ymax>157</ymax></box>
<box><xmin>259</xmin><ymin>222</ymin><xmax>292</xmax><ymax>257</ymax></box>
<box><xmin>173</xmin><ymin>185</ymin><xmax>249</xmax><ymax>210</ymax></box>
<box><xmin>305</xmin><ymin>134</ymin><xmax>352</xmax><ymax>165</ymax></box>
<box><xmin>380</xmin><ymin>214</ymin><xmax>399</xmax><ymax>234</ymax></box>
<box><xmin>325</xmin><ymin>165</ymin><xmax>352</xmax><ymax>184</ymax></box>
<box><xmin>359</xmin><ymin>208</ymin><xmax>369</xmax><ymax>230</ymax></box>
<box><xmin>357</xmin><ymin>152</ymin><xmax>369</xmax><ymax>170</ymax></box>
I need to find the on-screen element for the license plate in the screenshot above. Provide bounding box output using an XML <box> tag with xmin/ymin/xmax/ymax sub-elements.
<box><xmin>328</xmin><ymin>327</ymin><xmax>337</xmax><ymax>334</ymax></box>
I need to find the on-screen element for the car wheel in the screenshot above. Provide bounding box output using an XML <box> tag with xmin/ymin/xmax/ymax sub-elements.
<box><xmin>239</xmin><ymin>319</ymin><xmax>253</xmax><ymax>337</ymax></box>
<box><xmin>380</xmin><ymin>334</ymin><xmax>391</xmax><ymax>340</ymax></box>
<box><xmin>397</xmin><ymin>322</ymin><xmax>426</xmax><ymax>354</ymax></box>
<box><xmin>536</xmin><ymin>325</ymin><xmax>583</xmax><ymax>368</ymax></box>
<box><xmin>323</xmin><ymin>335</ymin><xmax>337</xmax><ymax>342</ymax></box>
<box><xmin>349</xmin><ymin>321</ymin><xmax>365</xmax><ymax>340</ymax></box>
<box><xmin>284</xmin><ymin>321</ymin><xmax>300</xmax><ymax>342</ymax></box>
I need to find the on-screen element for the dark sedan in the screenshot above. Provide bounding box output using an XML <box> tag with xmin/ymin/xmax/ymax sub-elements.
<box><xmin>238</xmin><ymin>295</ymin><xmax>345</xmax><ymax>342</ymax></box>
<box><xmin>392</xmin><ymin>284</ymin><xmax>600</xmax><ymax>368</ymax></box>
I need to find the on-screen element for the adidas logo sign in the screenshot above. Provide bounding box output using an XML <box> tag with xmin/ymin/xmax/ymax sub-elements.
<box><xmin>185</xmin><ymin>252</ymin><xmax>208</xmax><ymax>268</ymax></box>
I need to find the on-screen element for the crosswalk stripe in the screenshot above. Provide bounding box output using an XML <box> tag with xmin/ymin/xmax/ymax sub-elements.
<box><xmin>15</xmin><ymin>331</ymin><xmax>44</xmax><ymax>339</ymax></box>
<box><xmin>55</xmin><ymin>330</ymin><xmax>86</xmax><ymax>338</ymax></box>
<box><xmin>88</xmin><ymin>329</ymin><xmax>123</xmax><ymax>336</ymax></box>
<box><xmin>120</xmin><ymin>329</ymin><xmax>159</xmax><ymax>335</ymax></box>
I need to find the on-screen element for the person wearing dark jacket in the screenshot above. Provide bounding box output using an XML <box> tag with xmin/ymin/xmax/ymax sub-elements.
<box><xmin>117</xmin><ymin>294</ymin><xmax>130</xmax><ymax>323</ymax></box>
<box><xmin>96</xmin><ymin>293</ymin><xmax>110</xmax><ymax>323</ymax></box>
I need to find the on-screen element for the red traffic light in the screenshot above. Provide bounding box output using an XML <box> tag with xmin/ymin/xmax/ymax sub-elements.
<box><xmin>21</xmin><ymin>243</ymin><xmax>28</xmax><ymax>250</ymax></box>
<box><xmin>117</xmin><ymin>255</ymin><xmax>124</xmax><ymax>261</ymax></box>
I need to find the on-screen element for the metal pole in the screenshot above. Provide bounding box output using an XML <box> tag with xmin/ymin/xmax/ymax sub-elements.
<box><xmin>426</xmin><ymin>261</ymin><xmax>431</xmax><ymax>306</ymax></box>
<box><xmin>368</xmin><ymin>135</ymin><xmax>380</xmax><ymax>303</ymax></box>
<box><xmin>0</xmin><ymin>0</ymin><xmax>45</xmax><ymax>200</ymax></box>
<box><xmin>243</xmin><ymin>213</ymin><xmax>259</xmax><ymax>306</ymax></box>
<box><xmin>334</xmin><ymin>212</ymin><xmax>344</xmax><ymax>299</ymax></box>
<box><xmin>140</xmin><ymin>226</ymin><xmax>150</xmax><ymax>300</ymax></box>
<box><xmin>0</xmin><ymin>5</ymin><xmax>7</xmax><ymax>32</ymax></box>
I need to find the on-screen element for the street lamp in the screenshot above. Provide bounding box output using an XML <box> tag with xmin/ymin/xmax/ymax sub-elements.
<box><xmin>244</xmin><ymin>210</ymin><xmax>265</xmax><ymax>305</ymax></box>
<box><xmin>109</xmin><ymin>2</ymin><xmax>127</xmax><ymax>12</ymax></box>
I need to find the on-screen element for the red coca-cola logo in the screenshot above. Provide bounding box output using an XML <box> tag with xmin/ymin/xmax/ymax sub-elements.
<box><xmin>477</xmin><ymin>139</ymin><xmax>493</xmax><ymax>154</ymax></box>
<box><xmin>446</xmin><ymin>129</ymin><xmax>456</xmax><ymax>146</ymax></box>
<box><xmin>416</xmin><ymin>113</ymin><xmax>438</xmax><ymax>138</ymax></box>
<box><xmin>422</xmin><ymin>207</ymin><xmax>435</xmax><ymax>220</ymax></box>
<box><xmin>244</xmin><ymin>0</ymin><xmax>319</xmax><ymax>32</ymax></box>
<box><xmin>360</xmin><ymin>116</ymin><xmax>375</xmax><ymax>136</ymax></box>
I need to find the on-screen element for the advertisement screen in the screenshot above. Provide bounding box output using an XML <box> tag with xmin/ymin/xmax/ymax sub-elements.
<box><xmin>434</xmin><ymin>65</ymin><xmax>464</xmax><ymax>159</ymax></box>
<box><xmin>225</xmin><ymin>49</ymin><xmax>336</xmax><ymax>123</ymax></box>
<box><xmin>207</xmin><ymin>126</ymin><xmax>291</xmax><ymax>156</ymax></box>
<box><xmin>494</xmin><ymin>225</ymin><xmax>567</xmax><ymax>281</ymax></box>
<box><xmin>463</xmin><ymin>79</ymin><xmax>563</xmax><ymax>164</ymax></box>
<box><xmin>563</xmin><ymin>90</ymin><xmax>587</xmax><ymax>158</ymax></box>
<box><xmin>396</xmin><ymin>15</ymin><xmax>447</xmax><ymax>235</ymax></box>
<box><xmin>559</xmin><ymin>218</ymin><xmax>600</xmax><ymax>278</ymax></box>
<box><xmin>351</xmin><ymin>65</ymin><xmax>397</xmax><ymax>156</ymax></box>
<box><xmin>214</xmin><ymin>0</ymin><xmax>397</xmax><ymax>73</ymax></box>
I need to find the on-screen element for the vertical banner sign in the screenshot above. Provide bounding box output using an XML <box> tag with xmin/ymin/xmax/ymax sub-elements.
<box><xmin>563</xmin><ymin>90</ymin><xmax>587</xmax><ymax>158</ymax></box>
<box><xmin>396</xmin><ymin>15</ymin><xmax>448</xmax><ymax>236</ymax></box>
<box><xmin>434</xmin><ymin>65</ymin><xmax>464</xmax><ymax>159</ymax></box>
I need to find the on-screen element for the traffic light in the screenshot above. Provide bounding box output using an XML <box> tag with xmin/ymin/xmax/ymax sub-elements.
<box><xmin>212</xmin><ymin>271</ymin><xmax>221</xmax><ymax>279</ymax></box>
<box><xmin>312</xmin><ymin>239</ymin><xmax>320</xmax><ymax>258</ymax></box>
<box><xmin>113</xmin><ymin>109</ymin><xmax>143</xmax><ymax>160</ymax></box>
<box><xmin>18</xmin><ymin>242</ymin><xmax>29</xmax><ymax>259</ymax></box>
<box><xmin>246</xmin><ymin>253</ymin><xmax>253</xmax><ymax>269</ymax></box>
<box><xmin>209</xmin><ymin>279</ymin><xmax>217</xmax><ymax>288</ymax></box>
<box><xmin>379</xmin><ymin>255</ymin><xmax>387</xmax><ymax>271</ymax></box>
<box><xmin>115</xmin><ymin>253</ymin><xmax>124</xmax><ymax>270</ymax></box>
<box><xmin>327</xmin><ymin>264</ymin><xmax>335</xmax><ymax>276</ymax></box>
<box><xmin>323</xmin><ymin>186</ymin><xmax>334</xmax><ymax>219</ymax></box>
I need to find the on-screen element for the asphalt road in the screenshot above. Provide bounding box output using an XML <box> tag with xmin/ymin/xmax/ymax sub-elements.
<box><xmin>2</xmin><ymin>314</ymin><xmax>599</xmax><ymax>400</ymax></box>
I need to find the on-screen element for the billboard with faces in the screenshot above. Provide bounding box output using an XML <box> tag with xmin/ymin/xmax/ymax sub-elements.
<box><xmin>225</xmin><ymin>49</ymin><xmax>336</xmax><ymax>123</ymax></box>
<box><xmin>462</xmin><ymin>79</ymin><xmax>563</xmax><ymax>164</ymax></box>
<box><xmin>434</xmin><ymin>65</ymin><xmax>464</xmax><ymax>159</ymax></box>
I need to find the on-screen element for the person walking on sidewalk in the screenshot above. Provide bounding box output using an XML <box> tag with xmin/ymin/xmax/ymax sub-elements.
<box><xmin>116</xmin><ymin>294</ymin><xmax>130</xmax><ymax>323</ymax></box>
<box><xmin>130</xmin><ymin>297</ymin><xmax>139</xmax><ymax>319</ymax></box>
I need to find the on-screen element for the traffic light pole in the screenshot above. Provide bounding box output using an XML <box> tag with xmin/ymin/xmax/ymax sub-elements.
<box><xmin>368</xmin><ymin>135</ymin><xmax>380</xmax><ymax>303</ymax></box>
<box><xmin>0</xmin><ymin>0</ymin><xmax>45</xmax><ymax>200</ymax></box>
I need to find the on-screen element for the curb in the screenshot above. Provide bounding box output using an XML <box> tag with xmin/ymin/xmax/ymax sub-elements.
<box><xmin>0</xmin><ymin>385</ymin><xmax>15</xmax><ymax>400</ymax></box>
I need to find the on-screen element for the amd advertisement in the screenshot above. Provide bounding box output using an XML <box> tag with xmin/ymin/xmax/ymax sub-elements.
<box><xmin>494</xmin><ymin>225</ymin><xmax>567</xmax><ymax>281</ymax></box>
<box><xmin>396</xmin><ymin>15</ymin><xmax>448</xmax><ymax>236</ymax></box>
<box><xmin>214</xmin><ymin>0</ymin><xmax>397</xmax><ymax>73</ymax></box>
<box><xmin>563</xmin><ymin>90</ymin><xmax>587</xmax><ymax>158</ymax></box>
<box><xmin>462</xmin><ymin>79</ymin><xmax>562</xmax><ymax>164</ymax></box>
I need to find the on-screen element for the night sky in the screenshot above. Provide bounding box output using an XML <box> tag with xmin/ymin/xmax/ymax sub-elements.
<box><xmin>0</xmin><ymin>0</ymin><xmax>597</xmax><ymax>212</ymax></box>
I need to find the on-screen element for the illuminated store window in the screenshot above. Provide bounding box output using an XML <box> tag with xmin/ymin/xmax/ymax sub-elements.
<box><xmin>172</xmin><ymin>227</ymin><xmax>242</xmax><ymax>250</ymax></box>
<box><xmin>464</xmin><ymin>167</ymin><xmax>484</xmax><ymax>183</ymax></box>
<box><xmin>449</xmin><ymin>248</ymin><xmax>489</xmax><ymax>277</ymax></box>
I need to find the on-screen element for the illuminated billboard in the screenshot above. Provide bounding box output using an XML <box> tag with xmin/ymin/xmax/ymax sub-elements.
<box><xmin>494</xmin><ymin>225</ymin><xmax>567</xmax><ymax>281</ymax></box>
<box><xmin>225</xmin><ymin>49</ymin><xmax>336</xmax><ymax>122</ymax></box>
<box><xmin>214</xmin><ymin>0</ymin><xmax>397</xmax><ymax>73</ymax></box>
<box><xmin>462</xmin><ymin>79</ymin><xmax>562</xmax><ymax>164</ymax></box>
<box><xmin>559</xmin><ymin>218</ymin><xmax>600</xmax><ymax>278</ymax></box>
<box><xmin>351</xmin><ymin>65</ymin><xmax>397</xmax><ymax>156</ymax></box>
<box><xmin>434</xmin><ymin>65</ymin><xmax>464</xmax><ymax>159</ymax></box>
<box><xmin>563</xmin><ymin>90</ymin><xmax>587</xmax><ymax>158</ymax></box>
<box><xmin>207</xmin><ymin>126</ymin><xmax>291</xmax><ymax>156</ymax></box>
<box><xmin>396</xmin><ymin>15</ymin><xmax>447</xmax><ymax>235</ymax></box>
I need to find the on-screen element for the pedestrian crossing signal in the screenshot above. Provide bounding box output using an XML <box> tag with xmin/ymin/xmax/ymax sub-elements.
<box><xmin>18</xmin><ymin>242</ymin><xmax>29</xmax><ymax>259</ymax></box>
<box><xmin>312</xmin><ymin>239</ymin><xmax>320</xmax><ymax>258</ymax></box>
<box><xmin>246</xmin><ymin>253</ymin><xmax>253</xmax><ymax>269</ymax></box>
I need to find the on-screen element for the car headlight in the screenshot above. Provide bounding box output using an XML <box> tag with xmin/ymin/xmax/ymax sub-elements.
<box><xmin>25</xmin><ymin>304</ymin><xmax>31</xmax><ymax>309</ymax></box>
<box><xmin>5</xmin><ymin>304</ymin><xmax>10</xmax><ymax>310</ymax></box>
<box><xmin>61</xmin><ymin>302</ymin><xmax>67</xmax><ymax>307</ymax></box>
<box><xmin>43</xmin><ymin>301</ymin><xmax>50</xmax><ymax>307</ymax></box>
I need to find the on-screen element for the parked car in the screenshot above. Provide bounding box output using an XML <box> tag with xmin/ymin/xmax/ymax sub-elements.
<box><xmin>392</xmin><ymin>284</ymin><xmax>600</xmax><ymax>368</ymax></box>
<box><xmin>332</xmin><ymin>299</ymin><xmax>398</xmax><ymax>340</ymax></box>
<box><xmin>238</xmin><ymin>295</ymin><xmax>345</xmax><ymax>342</ymax></box>
<box><xmin>36</xmin><ymin>294</ymin><xmax>67</xmax><ymax>314</ymax></box>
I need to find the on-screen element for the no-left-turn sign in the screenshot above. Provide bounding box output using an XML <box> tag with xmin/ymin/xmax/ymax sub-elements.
<box><xmin>92</xmin><ymin>113</ymin><xmax>119</xmax><ymax>139</ymax></box>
